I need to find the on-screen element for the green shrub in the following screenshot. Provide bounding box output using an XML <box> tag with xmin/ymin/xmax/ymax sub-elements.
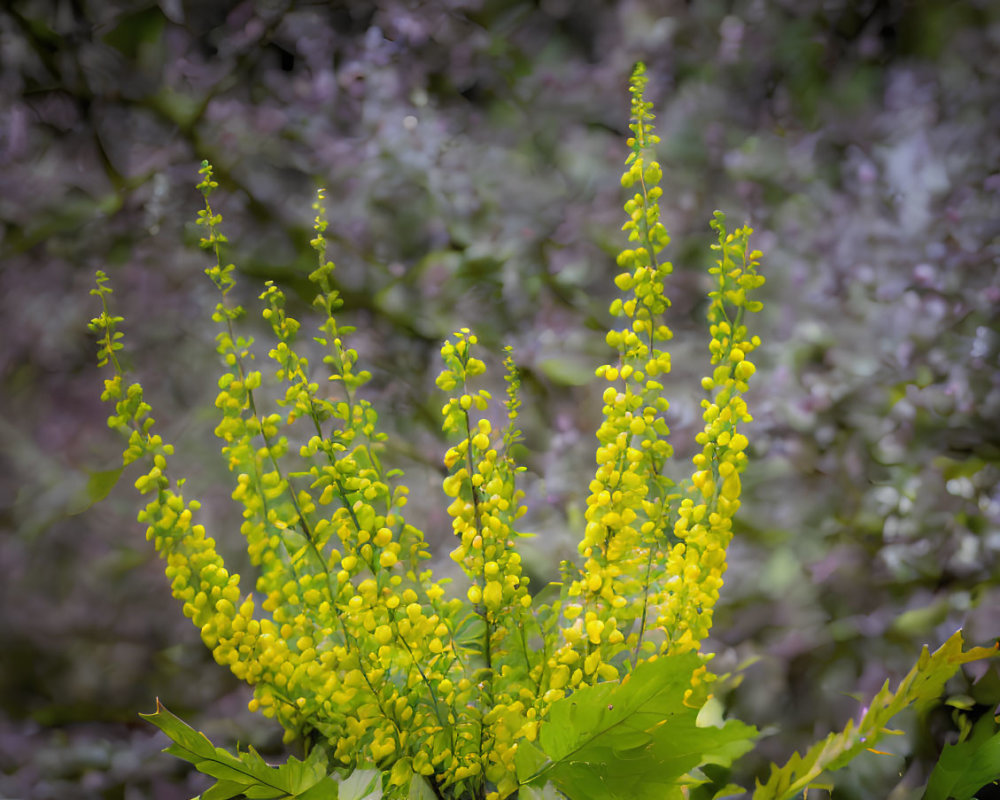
<box><xmin>90</xmin><ymin>63</ymin><xmax>998</xmax><ymax>800</ymax></box>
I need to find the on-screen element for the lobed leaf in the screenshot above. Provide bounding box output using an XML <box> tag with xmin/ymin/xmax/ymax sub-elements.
<box><xmin>516</xmin><ymin>653</ymin><xmax>756</xmax><ymax>800</ymax></box>
<box><xmin>141</xmin><ymin>700</ymin><xmax>340</xmax><ymax>799</ymax></box>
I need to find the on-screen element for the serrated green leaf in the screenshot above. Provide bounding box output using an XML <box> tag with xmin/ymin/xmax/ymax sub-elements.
<box><xmin>923</xmin><ymin>715</ymin><xmax>1000</xmax><ymax>800</ymax></box>
<box><xmin>142</xmin><ymin>700</ymin><xmax>339</xmax><ymax>799</ymax></box>
<box><xmin>142</xmin><ymin>700</ymin><xmax>220</xmax><ymax>763</ymax></box>
<box><xmin>754</xmin><ymin>631</ymin><xmax>999</xmax><ymax>800</ymax></box>
<box><xmin>516</xmin><ymin>653</ymin><xmax>757</xmax><ymax>800</ymax></box>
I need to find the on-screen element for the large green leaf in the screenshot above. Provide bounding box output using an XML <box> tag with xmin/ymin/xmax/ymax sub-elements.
<box><xmin>923</xmin><ymin>714</ymin><xmax>1000</xmax><ymax>800</ymax></box>
<box><xmin>515</xmin><ymin>653</ymin><xmax>757</xmax><ymax>800</ymax></box>
<box><xmin>141</xmin><ymin>700</ymin><xmax>340</xmax><ymax>799</ymax></box>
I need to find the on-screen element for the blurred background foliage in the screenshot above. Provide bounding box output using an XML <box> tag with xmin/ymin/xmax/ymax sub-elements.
<box><xmin>1</xmin><ymin>0</ymin><xmax>998</xmax><ymax>797</ymax></box>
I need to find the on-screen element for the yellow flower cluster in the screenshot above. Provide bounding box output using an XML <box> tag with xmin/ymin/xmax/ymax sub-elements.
<box><xmin>94</xmin><ymin>66</ymin><xmax>766</xmax><ymax>799</ymax></box>
<box><xmin>655</xmin><ymin>215</ymin><xmax>764</xmax><ymax>657</ymax></box>
<box><xmin>92</xmin><ymin>272</ymin><xmax>256</xmax><ymax>725</ymax></box>
<box><xmin>95</xmin><ymin>170</ymin><xmax>482</xmax><ymax>794</ymax></box>
<box><xmin>544</xmin><ymin>64</ymin><xmax>765</xmax><ymax>700</ymax></box>
<box><xmin>546</xmin><ymin>64</ymin><xmax>677</xmax><ymax>693</ymax></box>
<box><xmin>436</xmin><ymin>330</ymin><xmax>538</xmax><ymax>798</ymax></box>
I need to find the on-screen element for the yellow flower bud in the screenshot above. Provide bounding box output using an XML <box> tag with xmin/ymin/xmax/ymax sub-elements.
<box><xmin>550</xmin><ymin>665</ymin><xmax>570</xmax><ymax>690</ymax></box>
<box><xmin>735</xmin><ymin>360</ymin><xmax>756</xmax><ymax>380</ymax></box>
<box><xmin>483</xmin><ymin>580</ymin><xmax>503</xmax><ymax>610</ymax></box>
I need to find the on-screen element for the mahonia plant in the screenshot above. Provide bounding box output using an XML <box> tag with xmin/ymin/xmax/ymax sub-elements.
<box><xmin>91</xmin><ymin>64</ymin><xmax>997</xmax><ymax>800</ymax></box>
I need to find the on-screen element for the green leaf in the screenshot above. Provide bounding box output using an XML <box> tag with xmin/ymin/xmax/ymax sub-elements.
<box><xmin>687</xmin><ymin>781</ymin><xmax>752</xmax><ymax>800</ymax></box>
<box><xmin>243</xmin><ymin>786</ymin><xmax>288</xmax><ymax>799</ymax></box>
<box><xmin>101</xmin><ymin>6</ymin><xmax>165</xmax><ymax>59</ymax></box>
<box><xmin>754</xmin><ymin>631</ymin><xmax>999</xmax><ymax>800</ymax></box>
<box><xmin>518</xmin><ymin>784</ymin><xmax>568</xmax><ymax>800</ymax></box>
<box><xmin>339</xmin><ymin>768</ymin><xmax>381</xmax><ymax>800</ymax></box>
<box><xmin>198</xmin><ymin>757</ymin><xmax>269</xmax><ymax>784</ymax></box>
<box><xmin>298</xmin><ymin>779</ymin><xmax>342</xmax><ymax>800</ymax></box>
<box><xmin>514</xmin><ymin>739</ymin><xmax>549</xmax><ymax>783</ymax></box>
<box><xmin>891</xmin><ymin>599</ymin><xmax>951</xmax><ymax>637</ymax></box>
<box><xmin>86</xmin><ymin>466</ymin><xmax>125</xmax><ymax>504</ymax></box>
<box><xmin>202</xmin><ymin>780</ymin><xmax>253</xmax><ymax>800</ymax></box>
<box><xmin>536</xmin><ymin>357</ymin><xmax>595</xmax><ymax>387</ymax></box>
<box><xmin>288</xmin><ymin>748</ymin><xmax>339</xmax><ymax>795</ymax></box>
<box><xmin>141</xmin><ymin>700</ymin><xmax>339</xmax><ymax>799</ymax></box>
<box><xmin>923</xmin><ymin>714</ymin><xmax>1000</xmax><ymax>800</ymax></box>
<box><xmin>142</xmin><ymin>700</ymin><xmax>220</xmax><ymax>762</ymax></box>
<box><xmin>66</xmin><ymin>466</ymin><xmax>125</xmax><ymax>515</ymax></box>
<box><xmin>516</xmin><ymin>653</ymin><xmax>757</xmax><ymax>800</ymax></box>
<box><xmin>710</xmin><ymin>784</ymin><xmax>751</xmax><ymax>799</ymax></box>
<box><xmin>406</xmin><ymin>775</ymin><xmax>439</xmax><ymax>800</ymax></box>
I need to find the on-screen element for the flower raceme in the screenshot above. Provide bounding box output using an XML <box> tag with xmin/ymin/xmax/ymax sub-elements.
<box><xmin>89</xmin><ymin>64</ymin><xmax>989</xmax><ymax>800</ymax></box>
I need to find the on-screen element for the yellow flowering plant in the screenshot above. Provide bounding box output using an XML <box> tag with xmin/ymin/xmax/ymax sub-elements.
<box><xmin>90</xmin><ymin>64</ymin><xmax>998</xmax><ymax>800</ymax></box>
